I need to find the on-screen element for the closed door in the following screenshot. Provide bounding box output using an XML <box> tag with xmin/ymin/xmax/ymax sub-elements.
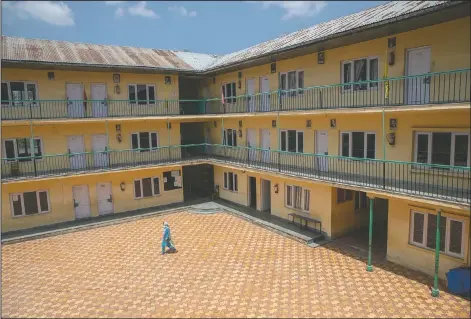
<box><xmin>260</xmin><ymin>76</ymin><xmax>270</xmax><ymax>111</ymax></box>
<box><xmin>260</xmin><ymin>129</ymin><xmax>271</xmax><ymax>163</ymax></box>
<box><xmin>68</xmin><ymin>135</ymin><xmax>86</xmax><ymax>169</ymax></box>
<box><xmin>92</xmin><ymin>134</ymin><xmax>108</xmax><ymax>168</ymax></box>
<box><xmin>66</xmin><ymin>83</ymin><xmax>84</xmax><ymax>118</ymax></box>
<box><xmin>73</xmin><ymin>185</ymin><xmax>91</xmax><ymax>219</ymax></box>
<box><xmin>406</xmin><ymin>47</ymin><xmax>431</xmax><ymax>104</ymax></box>
<box><xmin>97</xmin><ymin>182</ymin><xmax>113</xmax><ymax>215</ymax></box>
<box><xmin>261</xmin><ymin>179</ymin><xmax>271</xmax><ymax>212</ymax></box>
<box><xmin>91</xmin><ymin>84</ymin><xmax>107</xmax><ymax>117</ymax></box>
<box><xmin>247</xmin><ymin>79</ymin><xmax>255</xmax><ymax>112</ymax></box>
<box><xmin>247</xmin><ymin>128</ymin><xmax>256</xmax><ymax>161</ymax></box>
<box><xmin>316</xmin><ymin>131</ymin><xmax>329</xmax><ymax>172</ymax></box>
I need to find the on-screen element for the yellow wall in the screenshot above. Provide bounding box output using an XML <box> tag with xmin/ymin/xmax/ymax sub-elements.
<box><xmin>387</xmin><ymin>198</ymin><xmax>470</xmax><ymax>279</ymax></box>
<box><xmin>204</xmin><ymin>18</ymin><xmax>470</xmax><ymax>99</ymax></box>
<box><xmin>330</xmin><ymin>188</ymin><xmax>369</xmax><ymax>238</ymax></box>
<box><xmin>2</xmin><ymin>166</ymin><xmax>184</xmax><ymax>232</ymax></box>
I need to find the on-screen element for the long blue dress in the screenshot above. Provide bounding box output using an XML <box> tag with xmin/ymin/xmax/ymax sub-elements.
<box><xmin>162</xmin><ymin>225</ymin><xmax>176</xmax><ymax>254</ymax></box>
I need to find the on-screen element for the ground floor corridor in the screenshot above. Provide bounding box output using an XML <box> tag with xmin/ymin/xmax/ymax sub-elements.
<box><xmin>2</xmin><ymin>211</ymin><xmax>469</xmax><ymax>318</ymax></box>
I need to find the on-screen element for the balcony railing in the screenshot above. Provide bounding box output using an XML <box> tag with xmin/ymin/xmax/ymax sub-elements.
<box><xmin>2</xmin><ymin>144</ymin><xmax>470</xmax><ymax>204</ymax></box>
<box><xmin>2</xmin><ymin>69</ymin><xmax>469</xmax><ymax>120</ymax></box>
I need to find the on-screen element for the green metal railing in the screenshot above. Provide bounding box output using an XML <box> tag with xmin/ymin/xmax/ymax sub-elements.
<box><xmin>2</xmin><ymin>144</ymin><xmax>470</xmax><ymax>204</ymax></box>
<box><xmin>2</xmin><ymin>69</ymin><xmax>469</xmax><ymax>120</ymax></box>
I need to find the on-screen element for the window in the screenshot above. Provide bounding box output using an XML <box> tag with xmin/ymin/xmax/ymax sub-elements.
<box><xmin>415</xmin><ymin>132</ymin><xmax>469</xmax><ymax>166</ymax></box>
<box><xmin>285</xmin><ymin>184</ymin><xmax>310</xmax><ymax>211</ymax></box>
<box><xmin>3</xmin><ymin>138</ymin><xmax>43</xmax><ymax>161</ymax></box>
<box><xmin>342</xmin><ymin>57</ymin><xmax>378</xmax><ymax>91</ymax></box>
<box><xmin>337</xmin><ymin>188</ymin><xmax>353</xmax><ymax>204</ymax></box>
<box><xmin>340</xmin><ymin>132</ymin><xmax>376</xmax><ymax>159</ymax></box>
<box><xmin>280</xmin><ymin>70</ymin><xmax>304</xmax><ymax>97</ymax></box>
<box><xmin>354</xmin><ymin>191</ymin><xmax>368</xmax><ymax>210</ymax></box>
<box><xmin>280</xmin><ymin>130</ymin><xmax>303</xmax><ymax>153</ymax></box>
<box><xmin>163</xmin><ymin>170</ymin><xmax>182</xmax><ymax>191</ymax></box>
<box><xmin>131</xmin><ymin>132</ymin><xmax>158</xmax><ymax>151</ymax></box>
<box><xmin>134</xmin><ymin>177</ymin><xmax>160</xmax><ymax>199</ymax></box>
<box><xmin>222</xmin><ymin>82</ymin><xmax>236</xmax><ymax>104</ymax></box>
<box><xmin>10</xmin><ymin>191</ymin><xmax>50</xmax><ymax>216</ymax></box>
<box><xmin>128</xmin><ymin>84</ymin><xmax>156</xmax><ymax>105</ymax></box>
<box><xmin>2</xmin><ymin>81</ymin><xmax>38</xmax><ymax>106</ymax></box>
<box><xmin>223</xmin><ymin>129</ymin><xmax>237</xmax><ymax>146</ymax></box>
<box><xmin>410</xmin><ymin>210</ymin><xmax>464</xmax><ymax>258</ymax></box>
<box><xmin>223</xmin><ymin>172</ymin><xmax>238</xmax><ymax>192</ymax></box>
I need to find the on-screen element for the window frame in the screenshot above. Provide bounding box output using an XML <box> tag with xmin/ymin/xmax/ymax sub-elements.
<box><xmin>285</xmin><ymin>184</ymin><xmax>310</xmax><ymax>212</ymax></box>
<box><xmin>10</xmin><ymin>190</ymin><xmax>51</xmax><ymax>217</ymax></box>
<box><xmin>128</xmin><ymin>84</ymin><xmax>156</xmax><ymax>105</ymax></box>
<box><xmin>341</xmin><ymin>56</ymin><xmax>379</xmax><ymax>92</ymax></box>
<box><xmin>223</xmin><ymin>172</ymin><xmax>238</xmax><ymax>192</ymax></box>
<box><xmin>414</xmin><ymin>131</ymin><xmax>470</xmax><ymax>167</ymax></box>
<box><xmin>221</xmin><ymin>82</ymin><xmax>237</xmax><ymax>104</ymax></box>
<box><xmin>409</xmin><ymin>210</ymin><xmax>465</xmax><ymax>259</ymax></box>
<box><xmin>223</xmin><ymin>129</ymin><xmax>237</xmax><ymax>147</ymax></box>
<box><xmin>3</xmin><ymin>137</ymin><xmax>44</xmax><ymax>162</ymax></box>
<box><xmin>130</xmin><ymin>131</ymin><xmax>159</xmax><ymax>151</ymax></box>
<box><xmin>340</xmin><ymin>131</ymin><xmax>376</xmax><ymax>159</ymax></box>
<box><xmin>279</xmin><ymin>69</ymin><xmax>304</xmax><ymax>97</ymax></box>
<box><xmin>280</xmin><ymin>129</ymin><xmax>304</xmax><ymax>153</ymax></box>
<box><xmin>133</xmin><ymin>176</ymin><xmax>161</xmax><ymax>199</ymax></box>
<box><xmin>2</xmin><ymin>81</ymin><xmax>39</xmax><ymax>107</ymax></box>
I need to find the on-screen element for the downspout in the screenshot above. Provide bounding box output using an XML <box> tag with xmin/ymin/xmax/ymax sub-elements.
<box><xmin>30</xmin><ymin>120</ymin><xmax>37</xmax><ymax>177</ymax></box>
<box><xmin>431</xmin><ymin>209</ymin><xmax>442</xmax><ymax>297</ymax></box>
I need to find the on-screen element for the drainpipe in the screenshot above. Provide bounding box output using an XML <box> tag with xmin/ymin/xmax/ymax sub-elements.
<box><xmin>105</xmin><ymin>120</ymin><xmax>109</xmax><ymax>168</ymax></box>
<box><xmin>277</xmin><ymin>89</ymin><xmax>281</xmax><ymax>172</ymax></box>
<box><xmin>366</xmin><ymin>196</ymin><xmax>374</xmax><ymax>272</ymax></box>
<box><xmin>30</xmin><ymin>121</ymin><xmax>37</xmax><ymax>177</ymax></box>
<box><xmin>167</xmin><ymin>117</ymin><xmax>171</xmax><ymax>160</ymax></box>
<box><xmin>221</xmin><ymin>117</ymin><xmax>225</xmax><ymax>158</ymax></box>
<box><xmin>382</xmin><ymin>108</ymin><xmax>386</xmax><ymax>189</ymax></box>
<box><xmin>431</xmin><ymin>209</ymin><xmax>442</xmax><ymax>297</ymax></box>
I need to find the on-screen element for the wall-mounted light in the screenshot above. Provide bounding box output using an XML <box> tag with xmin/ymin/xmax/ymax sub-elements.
<box><xmin>165</xmin><ymin>76</ymin><xmax>172</xmax><ymax>85</ymax></box>
<box><xmin>114</xmin><ymin>85</ymin><xmax>121</xmax><ymax>95</ymax></box>
<box><xmin>317</xmin><ymin>52</ymin><xmax>325</xmax><ymax>64</ymax></box>
<box><xmin>389</xmin><ymin>118</ymin><xmax>397</xmax><ymax>130</ymax></box>
<box><xmin>48</xmin><ymin>72</ymin><xmax>55</xmax><ymax>80</ymax></box>
<box><xmin>306</xmin><ymin>120</ymin><xmax>312</xmax><ymax>128</ymax></box>
<box><xmin>116</xmin><ymin>124</ymin><xmax>121</xmax><ymax>132</ymax></box>
<box><xmin>116</xmin><ymin>133</ymin><xmax>122</xmax><ymax>143</ymax></box>
<box><xmin>213</xmin><ymin>121</ymin><xmax>217</xmax><ymax>128</ymax></box>
<box><xmin>120</xmin><ymin>182</ymin><xmax>126</xmax><ymax>191</ymax></box>
<box><xmin>330</xmin><ymin>119</ymin><xmax>336</xmax><ymax>128</ymax></box>
<box><xmin>239</xmin><ymin>120</ymin><xmax>243</xmax><ymax>128</ymax></box>
<box><xmin>238</xmin><ymin>129</ymin><xmax>243</xmax><ymax>138</ymax></box>
<box><xmin>274</xmin><ymin>183</ymin><xmax>279</xmax><ymax>194</ymax></box>
<box><xmin>271</xmin><ymin>63</ymin><xmax>276</xmax><ymax>74</ymax></box>
<box><xmin>386</xmin><ymin>132</ymin><xmax>396</xmax><ymax>146</ymax></box>
<box><xmin>272</xmin><ymin>120</ymin><xmax>277</xmax><ymax>128</ymax></box>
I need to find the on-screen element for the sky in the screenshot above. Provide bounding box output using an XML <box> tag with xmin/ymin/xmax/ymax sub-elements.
<box><xmin>2</xmin><ymin>1</ymin><xmax>388</xmax><ymax>55</ymax></box>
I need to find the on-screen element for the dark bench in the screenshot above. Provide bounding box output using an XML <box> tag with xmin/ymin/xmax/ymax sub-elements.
<box><xmin>288</xmin><ymin>213</ymin><xmax>322</xmax><ymax>234</ymax></box>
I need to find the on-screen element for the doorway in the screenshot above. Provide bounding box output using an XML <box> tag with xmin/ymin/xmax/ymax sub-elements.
<box><xmin>73</xmin><ymin>185</ymin><xmax>91</xmax><ymax>219</ymax></box>
<box><xmin>66</xmin><ymin>83</ymin><xmax>84</xmax><ymax>118</ymax></box>
<box><xmin>92</xmin><ymin>134</ymin><xmax>109</xmax><ymax>168</ymax></box>
<box><xmin>183</xmin><ymin>164</ymin><xmax>214</xmax><ymax>201</ymax></box>
<box><xmin>247</xmin><ymin>128</ymin><xmax>256</xmax><ymax>162</ymax></box>
<box><xmin>67</xmin><ymin>135</ymin><xmax>86</xmax><ymax>170</ymax></box>
<box><xmin>246</xmin><ymin>78</ymin><xmax>255</xmax><ymax>112</ymax></box>
<box><xmin>260</xmin><ymin>76</ymin><xmax>270</xmax><ymax>111</ymax></box>
<box><xmin>91</xmin><ymin>83</ymin><xmax>107</xmax><ymax>117</ymax></box>
<box><xmin>261</xmin><ymin>179</ymin><xmax>271</xmax><ymax>212</ymax></box>
<box><xmin>406</xmin><ymin>46</ymin><xmax>431</xmax><ymax>104</ymax></box>
<box><xmin>260</xmin><ymin>129</ymin><xmax>271</xmax><ymax>163</ymax></box>
<box><xmin>315</xmin><ymin>130</ymin><xmax>329</xmax><ymax>172</ymax></box>
<box><xmin>248</xmin><ymin>176</ymin><xmax>257</xmax><ymax>209</ymax></box>
<box><xmin>96</xmin><ymin>182</ymin><xmax>113</xmax><ymax>215</ymax></box>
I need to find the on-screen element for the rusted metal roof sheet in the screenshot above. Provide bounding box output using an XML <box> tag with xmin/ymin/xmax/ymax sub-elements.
<box><xmin>1</xmin><ymin>36</ymin><xmax>219</xmax><ymax>71</ymax></box>
<box><xmin>205</xmin><ymin>1</ymin><xmax>454</xmax><ymax>70</ymax></box>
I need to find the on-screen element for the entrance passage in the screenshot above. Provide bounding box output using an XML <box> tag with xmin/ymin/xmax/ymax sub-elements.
<box><xmin>248</xmin><ymin>176</ymin><xmax>257</xmax><ymax>209</ymax></box>
<box><xmin>183</xmin><ymin>164</ymin><xmax>214</xmax><ymax>201</ymax></box>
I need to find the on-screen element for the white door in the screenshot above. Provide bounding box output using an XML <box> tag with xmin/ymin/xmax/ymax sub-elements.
<box><xmin>68</xmin><ymin>135</ymin><xmax>86</xmax><ymax>169</ymax></box>
<box><xmin>260</xmin><ymin>76</ymin><xmax>270</xmax><ymax>111</ymax></box>
<box><xmin>92</xmin><ymin>134</ymin><xmax>109</xmax><ymax>168</ymax></box>
<box><xmin>66</xmin><ymin>83</ymin><xmax>85</xmax><ymax>118</ymax></box>
<box><xmin>91</xmin><ymin>84</ymin><xmax>107</xmax><ymax>117</ymax></box>
<box><xmin>73</xmin><ymin>185</ymin><xmax>91</xmax><ymax>219</ymax></box>
<box><xmin>97</xmin><ymin>182</ymin><xmax>113</xmax><ymax>215</ymax></box>
<box><xmin>247</xmin><ymin>79</ymin><xmax>255</xmax><ymax>112</ymax></box>
<box><xmin>406</xmin><ymin>47</ymin><xmax>431</xmax><ymax>104</ymax></box>
<box><xmin>247</xmin><ymin>128</ymin><xmax>256</xmax><ymax>161</ymax></box>
<box><xmin>260</xmin><ymin>129</ymin><xmax>271</xmax><ymax>163</ymax></box>
<box><xmin>316</xmin><ymin>131</ymin><xmax>329</xmax><ymax>172</ymax></box>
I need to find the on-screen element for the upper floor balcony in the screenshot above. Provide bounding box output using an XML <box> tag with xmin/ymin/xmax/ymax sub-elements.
<box><xmin>2</xmin><ymin>144</ymin><xmax>469</xmax><ymax>205</ymax></box>
<box><xmin>2</xmin><ymin>69</ymin><xmax>469</xmax><ymax>121</ymax></box>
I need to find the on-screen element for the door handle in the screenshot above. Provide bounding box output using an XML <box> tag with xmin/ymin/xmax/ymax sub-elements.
<box><xmin>423</xmin><ymin>76</ymin><xmax>431</xmax><ymax>84</ymax></box>
<box><xmin>324</xmin><ymin>152</ymin><xmax>328</xmax><ymax>155</ymax></box>
<box><xmin>73</xmin><ymin>200</ymin><xmax>79</xmax><ymax>208</ymax></box>
<box><xmin>107</xmin><ymin>195</ymin><xmax>113</xmax><ymax>203</ymax></box>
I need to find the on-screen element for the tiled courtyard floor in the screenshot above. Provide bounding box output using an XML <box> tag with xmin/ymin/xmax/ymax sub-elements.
<box><xmin>2</xmin><ymin>211</ymin><xmax>470</xmax><ymax>318</ymax></box>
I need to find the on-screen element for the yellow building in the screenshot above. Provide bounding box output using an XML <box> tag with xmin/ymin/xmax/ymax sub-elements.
<box><xmin>1</xmin><ymin>1</ymin><xmax>470</xmax><ymax>295</ymax></box>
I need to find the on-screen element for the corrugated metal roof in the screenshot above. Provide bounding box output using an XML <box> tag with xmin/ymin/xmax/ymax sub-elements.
<box><xmin>1</xmin><ymin>1</ymin><xmax>458</xmax><ymax>72</ymax></box>
<box><xmin>1</xmin><ymin>36</ymin><xmax>219</xmax><ymax>71</ymax></box>
<box><xmin>205</xmin><ymin>1</ymin><xmax>453</xmax><ymax>70</ymax></box>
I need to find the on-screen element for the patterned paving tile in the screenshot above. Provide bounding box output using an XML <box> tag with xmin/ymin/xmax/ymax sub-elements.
<box><xmin>2</xmin><ymin>212</ymin><xmax>470</xmax><ymax>318</ymax></box>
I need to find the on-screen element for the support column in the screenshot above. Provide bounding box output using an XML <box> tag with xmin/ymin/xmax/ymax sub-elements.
<box><xmin>431</xmin><ymin>209</ymin><xmax>442</xmax><ymax>297</ymax></box>
<box><xmin>382</xmin><ymin>108</ymin><xmax>386</xmax><ymax>189</ymax></box>
<box><xmin>167</xmin><ymin>118</ymin><xmax>171</xmax><ymax>160</ymax></box>
<box><xmin>277</xmin><ymin>106</ymin><xmax>281</xmax><ymax>172</ymax></box>
<box><xmin>105</xmin><ymin>120</ymin><xmax>109</xmax><ymax>168</ymax></box>
<box><xmin>366</xmin><ymin>196</ymin><xmax>375</xmax><ymax>272</ymax></box>
<box><xmin>30</xmin><ymin>121</ymin><xmax>37</xmax><ymax>176</ymax></box>
<box><xmin>221</xmin><ymin>117</ymin><xmax>225</xmax><ymax>157</ymax></box>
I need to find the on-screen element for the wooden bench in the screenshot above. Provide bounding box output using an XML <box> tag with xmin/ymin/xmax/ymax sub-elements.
<box><xmin>288</xmin><ymin>213</ymin><xmax>322</xmax><ymax>234</ymax></box>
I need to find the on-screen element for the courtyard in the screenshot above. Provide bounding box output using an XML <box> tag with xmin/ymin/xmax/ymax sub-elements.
<box><xmin>2</xmin><ymin>211</ymin><xmax>470</xmax><ymax>318</ymax></box>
